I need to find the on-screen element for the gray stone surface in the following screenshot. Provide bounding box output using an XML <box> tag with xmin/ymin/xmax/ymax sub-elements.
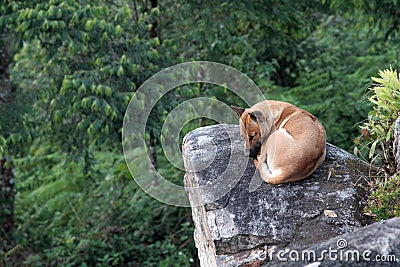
<box><xmin>182</xmin><ymin>124</ymin><xmax>375</xmax><ymax>267</ymax></box>
<box><xmin>266</xmin><ymin>217</ymin><xmax>400</xmax><ymax>266</ymax></box>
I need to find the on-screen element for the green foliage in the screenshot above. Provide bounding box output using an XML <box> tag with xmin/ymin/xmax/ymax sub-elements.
<box><xmin>357</xmin><ymin>68</ymin><xmax>400</xmax><ymax>171</ymax></box>
<box><xmin>356</xmin><ymin>68</ymin><xmax>400</xmax><ymax>220</ymax></box>
<box><xmin>1</xmin><ymin>0</ymin><xmax>169</xmax><ymax>163</ymax></box>
<box><xmin>279</xmin><ymin>13</ymin><xmax>400</xmax><ymax>150</ymax></box>
<box><xmin>329</xmin><ymin>0</ymin><xmax>400</xmax><ymax>41</ymax></box>
<box><xmin>3</xmin><ymin>0</ymin><xmax>400</xmax><ymax>265</ymax></box>
<box><xmin>365</xmin><ymin>174</ymin><xmax>400</xmax><ymax>221</ymax></box>
<box><xmin>161</xmin><ymin>0</ymin><xmax>327</xmax><ymax>86</ymax></box>
<box><xmin>1</xmin><ymin>1</ymin><xmax>195</xmax><ymax>265</ymax></box>
<box><xmin>14</xmin><ymin>147</ymin><xmax>195</xmax><ymax>266</ymax></box>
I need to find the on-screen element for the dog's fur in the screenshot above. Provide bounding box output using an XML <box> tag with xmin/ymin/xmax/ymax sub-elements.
<box><xmin>232</xmin><ymin>100</ymin><xmax>326</xmax><ymax>185</ymax></box>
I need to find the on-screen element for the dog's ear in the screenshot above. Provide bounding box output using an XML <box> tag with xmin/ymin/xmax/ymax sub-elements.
<box><xmin>248</xmin><ymin>111</ymin><xmax>264</xmax><ymax>123</ymax></box>
<box><xmin>231</xmin><ymin>106</ymin><xmax>245</xmax><ymax>117</ymax></box>
<box><xmin>249</xmin><ymin>111</ymin><xmax>272</xmax><ymax>139</ymax></box>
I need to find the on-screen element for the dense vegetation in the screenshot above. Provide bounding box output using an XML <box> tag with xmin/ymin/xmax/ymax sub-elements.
<box><xmin>1</xmin><ymin>0</ymin><xmax>399</xmax><ymax>266</ymax></box>
<box><xmin>356</xmin><ymin>68</ymin><xmax>400</xmax><ymax>221</ymax></box>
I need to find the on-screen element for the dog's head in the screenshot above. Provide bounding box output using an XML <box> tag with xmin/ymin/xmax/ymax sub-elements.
<box><xmin>231</xmin><ymin>106</ymin><xmax>265</xmax><ymax>159</ymax></box>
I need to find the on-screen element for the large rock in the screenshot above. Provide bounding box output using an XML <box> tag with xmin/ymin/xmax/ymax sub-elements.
<box><xmin>182</xmin><ymin>124</ymin><xmax>376</xmax><ymax>267</ymax></box>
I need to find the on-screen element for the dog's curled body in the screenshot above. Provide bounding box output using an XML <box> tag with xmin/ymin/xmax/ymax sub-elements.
<box><xmin>232</xmin><ymin>100</ymin><xmax>326</xmax><ymax>185</ymax></box>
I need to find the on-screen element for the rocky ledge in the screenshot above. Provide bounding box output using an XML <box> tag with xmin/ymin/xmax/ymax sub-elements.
<box><xmin>182</xmin><ymin>124</ymin><xmax>399</xmax><ymax>266</ymax></box>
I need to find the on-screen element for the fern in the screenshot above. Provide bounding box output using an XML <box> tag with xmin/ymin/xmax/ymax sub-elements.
<box><xmin>357</xmin><ymin>68</ymin><xmax>400</xmax><ymax>220</ymax></box>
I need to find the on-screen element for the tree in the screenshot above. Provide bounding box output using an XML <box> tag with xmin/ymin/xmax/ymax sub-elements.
<box><xmin>0</xmin><ymin>2</ymin><xmax>26</xmax><ymax>255</ymax></box>
<box><xmin>329</xmin><ymin>0</ymin><xmax>400</xmax><ymax>41</ymax></box>
<box><xmin>160</xmin><ymin>0</ymin><xmax>330</xmax><ymax>86</ymax></box>
<box><xmin>8</xmin><ymin>1</ymin><xmax>154</xmax><ymax>162</ymax></box>
<box><xmin>2</xmin><ymin>0</ymin><xmax>400</xmax><ymax>265</ymax></box>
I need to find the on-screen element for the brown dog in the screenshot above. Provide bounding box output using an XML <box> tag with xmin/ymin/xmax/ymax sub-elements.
<box><xmin>231</xmin><ymin>100</ymin><xmax>326</xmax><ymax>184</ymax></box>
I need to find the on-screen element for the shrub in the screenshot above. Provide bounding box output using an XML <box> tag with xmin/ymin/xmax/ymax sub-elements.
<box><xmin>356</xmin><ymin>68</ymin><xmax>400</xmax><ymax>220</ymax></box>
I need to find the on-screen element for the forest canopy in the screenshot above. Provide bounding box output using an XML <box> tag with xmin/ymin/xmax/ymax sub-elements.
<box><xmin>1</xmin><ymin>0</ymin><xmax>399</xmax><ymax>266</ymax></box>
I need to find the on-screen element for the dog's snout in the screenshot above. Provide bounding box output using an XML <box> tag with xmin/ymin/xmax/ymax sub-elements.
<box><xmin>249</xmin><ymin>141</ymin><xmax>262</xmax><ymax>159</ymax></box>
<box><xmin>249</xmin><ymin>148</ymin><xmax>259</xmax><ymax>159</ymax></box>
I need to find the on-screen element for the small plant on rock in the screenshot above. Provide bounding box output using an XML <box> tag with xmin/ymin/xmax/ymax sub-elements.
<box><xmin>356</xmin><ymin>67</ymin><xmax>400</xmax><ymax>221</ymax></box>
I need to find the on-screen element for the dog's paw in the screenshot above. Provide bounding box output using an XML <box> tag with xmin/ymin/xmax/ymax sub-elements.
<box><xmin>253</xmin><ymin>159</ymin><xmax>259</xmax><ymax>168</ymax></box>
